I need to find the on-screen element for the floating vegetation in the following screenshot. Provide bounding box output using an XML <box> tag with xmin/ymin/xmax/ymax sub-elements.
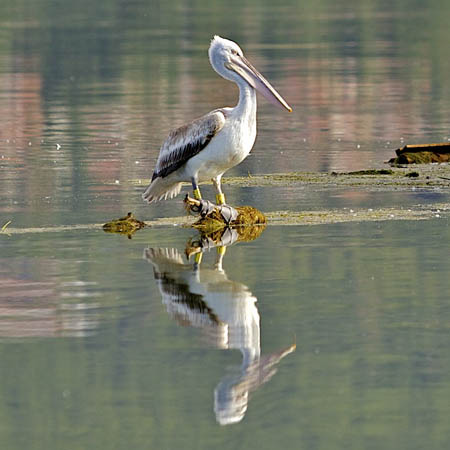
<box><xmin>184</xmin><ymin>195</ymin><xmax>266</xmax><ymax>236</ymax></box>
<box><xmin>388</xmin><ymin>143</ymin><xmax>450</xmax><ymax>165</ymax></box>
<box><xmin>266</xmin><ymin>204</ymin><xmax>447</xmax><ymax>226</ymax></box>
<box><xmin>332</xmin><ymin>169</ymin><xmax>395</xmax><ymax>176</ymax></box>
<box><xmin>3</xmin><ymin>165</ymin><xmax>450</xmax><ymax>237</ymax></box>
<box><xmin>2</xmin><ymin>202</ymin><xmax>448</xmax><ymax>236</ymax></box>
<box><xmin>185</xmin><ymin>224</ymin><xmax>266</xmax><ymax>260</ymax></box>
<box><xmin>102</xmin><ymin>212</ymin><xmax>146</xmax><ymax>238</ymax></box>
<box><xmin>182</xmin><ymin>195</ymin><xmax>267</xmax><ymax>252</ymax></box>
<box><xmin>332</xmin><ymin>169</ymin><xmax>424</xmax><ymax>179</ymax></box>
<box><xmin>130</xmin><ymin>164</ymin><xmax>450</xmax><ymax>191</ymax></box>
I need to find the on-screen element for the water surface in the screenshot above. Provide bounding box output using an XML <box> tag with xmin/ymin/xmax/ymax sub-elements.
<box><xmin>1</xmin><ymin>1</ymin><xmax>450</xmax><ymax>449</ymax></box>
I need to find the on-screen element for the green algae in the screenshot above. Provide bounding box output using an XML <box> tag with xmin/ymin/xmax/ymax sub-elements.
<box><xmin>3</xmin><ymin>166</ymin><xmax>449</xmax><ymax>236</ymax></box>
<box><xmin>183</xmin><ymin>195</ymin><xmax>267</xmax><ymax>238</ymax></box>
<box><xmin>130</xmin><ymin>165</ymin><xmax>450</xmax><ymax>191</ymax></box>
<box><xmin>102</xmin><ymin>212</ymin><xmax>146</xmax><ymax>238</ymax></box>
<box><xmin>332</xmin><ymin>169</ymin><xmax>395</xmax><ymax>176</ymax></box>
<box><xmin>191</xmin><ymin>205</ymin><xmax>266</xmax><ymax>234</ymax></box>
<box><xmin>3</xmin><ymin>203</ymin><xmax>448</xmax><ymax>236</ymax></box>
<box><xmin>266</xmin><ymin>205</ymin><xmax>447</xmax><ymax>226</ymax></box>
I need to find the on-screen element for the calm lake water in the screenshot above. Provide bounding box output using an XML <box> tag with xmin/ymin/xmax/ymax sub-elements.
<box><xmin>1</xmin><ymin>1</ymin><xmax>450</xmax><ymax>449</ymax></box>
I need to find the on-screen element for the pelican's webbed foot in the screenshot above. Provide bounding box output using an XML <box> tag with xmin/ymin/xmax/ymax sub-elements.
<box><xmin>217</xmin><ymin>203</ymin><xmax>238</xmax><ymax>224</ymax></box>
<box><xmin>197</xmin><ymin>199</ymin><xmax>218</xmax><ymax>217</ymax></box>
<box><xmin>184</xmin><ymin>196</ymin><xmax>238</xmax><ymax>225</ymax></box>
<box><xmin>214</xmin><ymin>194</ymin><xmax>238</xmax><ymax>224</ymax></box>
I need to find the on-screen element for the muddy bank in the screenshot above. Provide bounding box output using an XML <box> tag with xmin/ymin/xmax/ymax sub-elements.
<box><xmin>388</xmin><ymin>143</ymin><xmax>450</xmax><ymax>165</ymax></box>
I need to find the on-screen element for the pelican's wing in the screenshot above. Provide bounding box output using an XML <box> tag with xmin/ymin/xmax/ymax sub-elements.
<box><xmin>152</xmin><ymin>110</ymin><xmax>226</xmax><ymax>180</ymax></box>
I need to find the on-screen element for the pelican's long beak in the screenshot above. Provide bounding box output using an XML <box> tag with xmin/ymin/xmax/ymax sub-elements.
<box><xmin>227</xmin><ymin>54</ymin><xmax>292</xmax><ymax>112</ymax></box>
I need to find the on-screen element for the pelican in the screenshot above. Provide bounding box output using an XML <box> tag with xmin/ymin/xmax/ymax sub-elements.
<box><xmin>142</xmin><ymin>35</ymin><xmax>291</xmax><ymax>206</ymax></box>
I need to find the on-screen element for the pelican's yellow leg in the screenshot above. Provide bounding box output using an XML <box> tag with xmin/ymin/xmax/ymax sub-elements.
<box><xmin>217</xmin><ymin>245</ymin><xmax>226</xmax><ymax>256</ymax></box>
<box><xmin>212</xmin><ymin>176</ymin><xmax>226</xmax><ymax>205</ymax></box>
<box><xmin>194</xmin><ymin>252</ymin><xmax>203</xmax><ymax>265</ymax></box>
<box><xmin>193</xmin><ymin>188</ymin><xmax>202</xmax><ymax>200</ymax></box>
<box><xmin>216</xmin><ymin>193</ymin><xmax>226</xmax><ymax>205</ymax></box>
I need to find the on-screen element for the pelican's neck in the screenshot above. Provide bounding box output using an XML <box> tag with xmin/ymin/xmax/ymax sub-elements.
<box><xmin>234</xmin><ymin>80</ymin><xmax>257</xmax><ymax>120</ymax></box>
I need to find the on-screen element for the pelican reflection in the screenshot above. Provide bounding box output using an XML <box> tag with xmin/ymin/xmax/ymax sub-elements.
<box><xmin>144</xmin><ymin>236</ymin><xmax>295</xmax><ymax>425</ymax></box>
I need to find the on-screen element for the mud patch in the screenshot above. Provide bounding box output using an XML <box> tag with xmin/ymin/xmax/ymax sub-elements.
<box><xmin>388</xmin><ymin>143</ymin><xmax>450</xmax><ymax>165</ymax></box>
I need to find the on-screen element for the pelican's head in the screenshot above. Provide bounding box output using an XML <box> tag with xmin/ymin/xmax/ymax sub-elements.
<box><xmin>208</xmin><ymin>35</ymin><xmax>292</xmax><ymax>112</ymax></box>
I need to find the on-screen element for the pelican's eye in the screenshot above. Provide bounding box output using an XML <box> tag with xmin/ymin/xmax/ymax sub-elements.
<box><xmin>231</xmin><ymin>49</ymin><xmax>239</xmax><ymax>56</ymax></box>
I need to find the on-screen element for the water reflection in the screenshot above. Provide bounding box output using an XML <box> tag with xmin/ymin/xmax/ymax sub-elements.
<box><xmin>0</xmin><ymin>275</ymin><xmax>99</xmax><ymax>338</ymax></box>
<box><xmin>144</xmin><ymin>232</ymin><xmax>295</xmax><ymax>425</ymax></box>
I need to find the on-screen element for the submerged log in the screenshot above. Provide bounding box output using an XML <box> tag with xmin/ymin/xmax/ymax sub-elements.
<box><xmin>389</xmin><ymin>143</ymin><xmax>450</xmax><ymax>165</ymax></box>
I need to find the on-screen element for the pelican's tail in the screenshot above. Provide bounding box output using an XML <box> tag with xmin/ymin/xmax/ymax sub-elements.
<box><xmin>142</xmin><ymin>176</ymin><xmax>183</xmax><ymax>203</ymax></box>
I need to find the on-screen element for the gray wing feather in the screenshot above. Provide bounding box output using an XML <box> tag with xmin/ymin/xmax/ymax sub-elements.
<box><xmin>152</xmin><ymin>110</ymin><xmax>226</xmax><ymax>180</ymax></box>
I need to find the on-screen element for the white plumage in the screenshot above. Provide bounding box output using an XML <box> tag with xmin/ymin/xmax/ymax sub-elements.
<box><xmin>142</xmin><ymin>35</ymin><xmax>291</xmax><ymax>205</ymax></box>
